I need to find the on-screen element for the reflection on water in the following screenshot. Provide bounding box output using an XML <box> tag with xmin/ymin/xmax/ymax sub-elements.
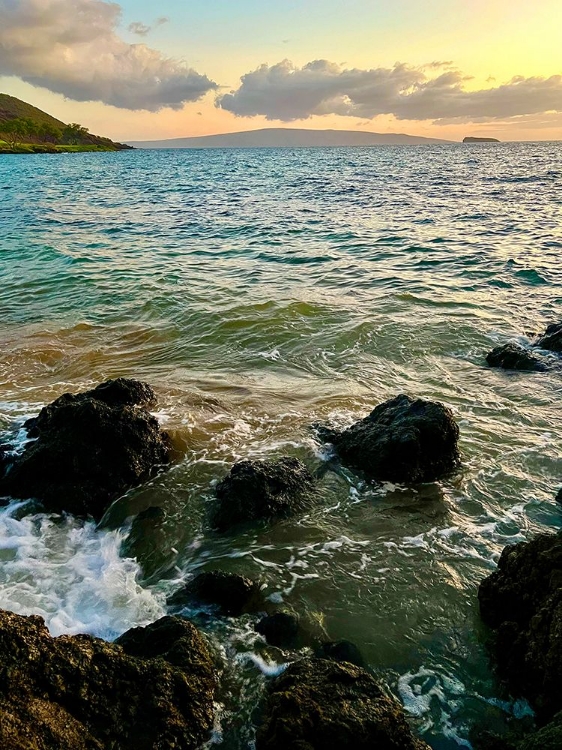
<box><xmin>1</xmin><ymin>144</ymin><xmax>561</xmax><ymax>747</ymax></box>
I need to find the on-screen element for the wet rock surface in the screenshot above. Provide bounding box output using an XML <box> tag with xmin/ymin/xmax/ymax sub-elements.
<box><xmin>478</xmin><ymin>532</ymin><xmax>562</xmax><ymax>723</ymax></box>
<box><xmin>256</xmin><ymin>612</ymin><xmax>301</xmax><ymax>649</ymax></box>
<box><xmin>314</xmin><ymin>639</ymin><xmax>366</xmax><ymax>668</ymax></box>
<box><xmin>324</xmin><ymin>394</ymin><xmax>460</xmax><ymax>484</ymax></box>
<box><xmin>536</xmin><ymin>322</ymin><xmax>562</xmax><ymax>353</ymax></box>
<box><xmin>0</xmin><ymin>379</ymin><xmax>171</xmax><ymax>520</ymax></box>
<box><xmin>256</xmin><ymin>657</ymin><xmax>430</xmax><ymax>750</ymax></box>
<box><xmin>168</xmin><ymin>571</ymin><xmax>265</xmax><ymax>617</ymax></box>
<box><xmin>486</xmin><ymin>343</ymin><xmax>547</xmax><ymax>372</ymax></box>
<box><xmin>518</xmin><ymin>713</ymin><xmax>562</xmax><ymax>750</ymax></box>
<box><xmin>0</xmin><ymin>609</ymin><xmax>216</xmax><ymax>750</ymax></box>
<box><xmin>211</xmin><ymin>457</ymin><xmax>315</xmax><ymax>531</ymax></box>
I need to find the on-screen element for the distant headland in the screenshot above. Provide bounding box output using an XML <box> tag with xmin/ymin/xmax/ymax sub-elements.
<box><xmin>0</xmin><ymin>94</ymin><xmax>132</xmax><ymax>154</ymax></box>
<box><xmin>463</xmin><ymin>136</ymin><xmax>501</xmax><ymax>143</ymax></box>
<box><xmin>127</xmin><ymin>128</ymin><xmax>456</xmax><ymax>149</ymax></box>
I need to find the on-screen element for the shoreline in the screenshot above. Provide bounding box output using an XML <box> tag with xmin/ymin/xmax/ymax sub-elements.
<box><xmin>0</xmin><ymin>144</ymin><xmax>132</xmax><ymax>154</ymax></box>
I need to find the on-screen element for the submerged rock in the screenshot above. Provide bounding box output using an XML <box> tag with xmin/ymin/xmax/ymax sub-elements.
<box><xmin>0</xmin><ymin>379</ymin><xmax>171</xmax><ymax>520</ymax></box>
<box><xmin>478</xmin><ymin>532</ymin><xmax>562</xmax><ymax>722</ymax></box>
<box><xmin>315</xmin><ymin>639</ymin><xmax>366</xmax><ymax>668</ymax></box>
<box><xmin>121</xmin><ymin>506</ymin><xmax>172</xmax><ymax>581</ymax></box>
<box><xmin>486</xmin><ymin>343</ymin><xmax>547</xmax><ymax>372</ymax></box>
<box><xmin>211</xmin><ymin>457</ymin><xmax>315</xmax><ymax>531</ymax></box>
<box><xmin>168</xmin><ymin>571</ymin><xmax>265</xmax><ymax>617</ymax></box>
<box><xmin>256</xmin><ymin>658</ymin><xmax>429</xmax><ymax>750</ymax></box>
<box><xmin>324</xmin><ymin>394</ymin><xmax>460</xmax><ymax>484</ymax></box>
<box><xmin>536</xmin><ymin>323</ymin><xmax>562</xmax><ymax>353</ymax></box>
<box><xmin>256</xmin><ymin>612</ymin><xmax>301</xmax><ymax>649</ymax></box>
<box><xmin>0</xmin><ymin>609</ymin><xmax>216</xmax><ymax>750</ymax></box>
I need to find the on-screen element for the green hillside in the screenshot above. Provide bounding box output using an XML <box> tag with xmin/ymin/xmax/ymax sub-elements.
<box><xmin>0</xmin><ymin>93</ymin><xmax>132</xmax><ymax>153</ymax></box>
<box><xmin>0</xmin><ymin>94</ymin><xmax>66</xmax><ymax>129</ymax></box>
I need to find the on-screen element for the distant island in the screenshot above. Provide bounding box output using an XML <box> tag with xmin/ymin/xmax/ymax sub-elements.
<box><xmin>127</xmin><ymin>127</ymin><xmax>455</xmax><ymax>149</ymax></box>
<box><xmin>0</xmin><ymin>94</ymin><xmax>132</xmax><ymax>154</ymax></box>
<box><xmin>463</xmin><ymin>137</ymin><xmax>500</xmax><ymax>143</ymax></box>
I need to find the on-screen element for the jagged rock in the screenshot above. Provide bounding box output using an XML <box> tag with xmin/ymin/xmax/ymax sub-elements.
<box><xmin>470</xmin><ymin>729</ymin><xmax>517</xmax><ymax>750</ymax></box>
<box><xmin>518</xmin><ymin>713</ymin><xmax>562</xmax><ymax>750</ymax></box>
<box><xmin>256</xmin><ymin>658</ymin><xmax>430</xmax><ymax>750</ymax></box>
<box><xmin>478</xmin><ymin>532</ymin><xmax>562</xmax><ymax>722</ymax></box>
<box><xmin>486</xmin><ymin>344</ymin><xmax>547</xmax><ymax>372</ymax></box>
<box><xmin>0</xmin><ymin>379</ymin><xmax>171</xmax><ymax>520</ymax></box>
<box><xmin>315</xmin><ymin>639</ymin><xmax>366</xmax><ymax>668</ymax></box>
<box><xmin>0</xmin><ymin>609</ymin><xmax>216</xmax><ymax>750</ymax></box>
<box><xmin>168</xmin><ymin>571</ymin><xmax>265</xmax><ymax>617</ymax></box>
<box><xmin>211</xmin><ymin>457</ymin><xmax>315</xmax><ymax>531</ymax></box>
<box><xmin>556</xmin><ymin>488</ymin><xmax>562</xmax><ymax>504</ymax></box>
<box><xmin>536</xmin><ymin>323</ymin><xmax>562</xmax><ymax>353</ymax></box>
<box><xmin>256</xmin><ymin>612</ymin><xmax>301</xmax><ymax>649</ymax></box>
<box><xmin>324</xmin><ymin>394</ymin><xmax>460</xmax><ymax>484</ymax></box>
<box><xmin>24</xmin><ymin>378</ymin><xmax>158</xmax><ymax>438</ymax></box>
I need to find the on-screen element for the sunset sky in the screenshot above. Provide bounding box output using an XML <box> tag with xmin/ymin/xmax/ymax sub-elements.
<box><xmin>1</xmin><ymin>0</ymin><xmax>561</xmax><ymax>142</ymax></box>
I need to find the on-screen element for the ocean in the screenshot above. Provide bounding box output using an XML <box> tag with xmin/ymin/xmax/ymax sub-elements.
<box><xmin>0</xmin><ymin>143</ymin><xmax>561</xmax><ymax>747</ymax></box>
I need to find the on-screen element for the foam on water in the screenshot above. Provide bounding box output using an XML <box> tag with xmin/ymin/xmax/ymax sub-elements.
<box><xmin>0</xmin><ymin>501</ymin><xmax>165</xmax><ymax>639</ymax></box>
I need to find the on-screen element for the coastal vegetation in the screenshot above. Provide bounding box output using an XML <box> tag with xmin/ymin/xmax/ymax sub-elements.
<box><xmin>0</xmin><ymin>93</ymin><xmax>131</xmax><ymax>153</ymax></box>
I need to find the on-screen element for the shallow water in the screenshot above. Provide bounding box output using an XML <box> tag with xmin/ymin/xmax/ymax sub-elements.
<box><xmin>1</xmin><ymin>144</ymin><xmax>561</xmax><ymax>747</ymax></box>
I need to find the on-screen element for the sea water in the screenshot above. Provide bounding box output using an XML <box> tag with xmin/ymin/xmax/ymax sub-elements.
<box><xmin>0</xmin><ymin>144</ymin><xmax>561</xmax><ymax>747</ymax></box>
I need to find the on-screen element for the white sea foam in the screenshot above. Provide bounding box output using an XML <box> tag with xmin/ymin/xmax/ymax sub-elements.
<box><xmin>237</xmin><ymin>652</ymin><xmax>288</xmax><ymax>677</ymax></box>
<box><xmin>0</xmin><ymin>502</ymin><xmax>165</xmax><ymax>639</ymax></box>
<box><xmin>398</xmin><ymin>666</ymin><xmax>472</xmax><ymax>747</ymax></box>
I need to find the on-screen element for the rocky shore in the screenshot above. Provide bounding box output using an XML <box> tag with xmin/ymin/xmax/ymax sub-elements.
<box><xmin>0</xmin><ymin>359</ymin><xmax>561</xmax><ymax>748</ymax></box>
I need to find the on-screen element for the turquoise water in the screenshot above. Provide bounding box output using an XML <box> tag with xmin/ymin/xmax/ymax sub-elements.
<box><xmin>0</xmin><ymin>144</ymin><xmax>561</xmax><ymax>747</ymax></box>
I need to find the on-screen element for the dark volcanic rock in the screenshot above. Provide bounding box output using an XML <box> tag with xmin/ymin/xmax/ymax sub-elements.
<box><xmin>556</xmin><ymin>487</ymin><xmax>562</xmax><ymax>504</ymax></box>
<box><xmin>211</xmin><ymin>457</ymin><xmax>315</xmax><ymax>531</ymax></box>
<box><xmin>536</xmin><ymin>323</ymin><xmax>562</xmax><ymax>353</ymax></box>
<box><xmin>325</xmin><ymin>394</ymin><xmax>460</xmax><ymax>484</ymax></box>
<box><xmin>315</xmin><ymin>639</ymin><xmax>366</xmax><ymax>668</ymax></box>
<box><xmin>256</xmin><ymin>658</ymin><xmax>429</xmax><ymax>750</ymax></box>
<box><xmin>256</xmin><ymin>612</ymin><xmax>301</xmax><ymax>649</ymax></box>
<box><xmin>0</xmin><ymin>379</ymin><xmax>171</xmax><ymax>520</ymax></box>
<box><xmin>168</xmin><ymin>571</ymin><xmax>265</xmax><ymax>617</ymax></box>
<box><xmin>478</xmin><ymin>532</ymin><xmax>562</xmax><ymax>722</ymax></box>
<box><xmin>0</xmin><ymin>609</ymin><xmax>216</xmax><ymax>750</ymax></box>
<box><xmin>486</xmin><ymin>343</ymin><xmax>547</xmax><ymax>372</ymax></box>
<box><xmin>24</xmin><ymin>377</ymin><xmax>157</xmax><ymax>438</ymax></box>
<box><xmin>518</xmin><ymin>713</ymin><xmax>562</xmax><ymax>750</ymax></box>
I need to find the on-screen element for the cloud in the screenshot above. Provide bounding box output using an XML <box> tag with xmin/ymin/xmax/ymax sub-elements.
<box><xmin>0</xmin><ymin>0</ymin><xmax>216</xmax><ymax>111</ymax></box>
<box><xmin>128</xmin><ymin>22</ymin><xmax>151</xmax><ymax>37</ymax></box>
<box><xmin>128</xmin><ymin>17</ymin><xmax>169</xmax><ymax>37</ymax></box>
<box><xmin>217</xmin><ymin>59</ymin><xmax>562</xmax><ymax>123</ymax></box>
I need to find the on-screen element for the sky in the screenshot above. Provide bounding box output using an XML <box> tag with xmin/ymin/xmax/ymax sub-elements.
<box><xmin>0</xmin><ymin>0</ymin><xmax>561</xmax><ymax>142</ymax></box>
